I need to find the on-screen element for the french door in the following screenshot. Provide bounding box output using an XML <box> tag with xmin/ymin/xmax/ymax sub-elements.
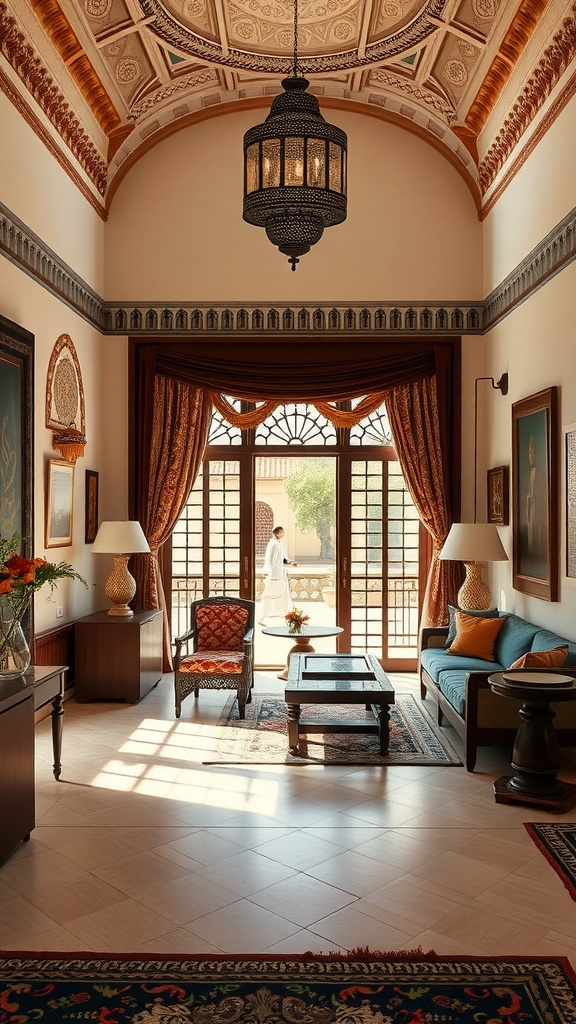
<box><xmin>171</xmin><ymin>402</ymin><xmax>423</xmax><ymax>670</ymax></box>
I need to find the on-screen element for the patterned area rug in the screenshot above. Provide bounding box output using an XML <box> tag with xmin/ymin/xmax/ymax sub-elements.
<box><xmin>203</xmin><ymin>693</ymin><xmax>462</xmax><ymax>765</ymax></box>
<box><xmin>0</xmin><ymin>951</ymin><xmax>574</xmax><ymax>1023</ymax></box>
<box><xmin>525</xmin><ymin>822</ymin><xmax>576</xmax><ymax>900</ymax></box>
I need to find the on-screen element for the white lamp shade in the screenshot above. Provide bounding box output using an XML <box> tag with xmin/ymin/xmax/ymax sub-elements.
<box><xmin>92</xmin><ymin>521</ymin><xmax>150</xmax><ymax>555</ymax></box>
<box><xmin>440</xmin><ymin>523</ymin><xmax>508</xmax><ymax>563</ymax></box>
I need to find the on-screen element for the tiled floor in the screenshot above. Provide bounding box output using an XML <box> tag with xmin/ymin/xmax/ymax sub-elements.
<box><xmin>2</xmin><ymin>668</ymin><xmax>576</xmax><ymax>965</ymax></box>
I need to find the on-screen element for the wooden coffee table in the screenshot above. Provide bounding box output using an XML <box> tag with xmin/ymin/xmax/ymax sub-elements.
<box><xmin>285</xmin><ymin>652</ymin><xmax>395</xmax><ymax>756</ymax></box>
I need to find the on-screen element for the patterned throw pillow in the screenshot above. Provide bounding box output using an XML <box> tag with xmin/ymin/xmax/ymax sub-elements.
<box><xmin>508</xmin><ymin>646</ymin><xmax>569</xmax><ymax>670</ymax></box>
<box><xmin>444</xmin><ymin>604</ymin><xmax>499</xmax><ymax>648</ymax></box>
<box><xmin>447</xmin><ymin>610</ymin><xmax>505</xmax><ymax>662</ymax></box>
<box><xmin>196</xmin><ymin>605</ymin><xmax>248</xmax><ymax>651</ymax></box>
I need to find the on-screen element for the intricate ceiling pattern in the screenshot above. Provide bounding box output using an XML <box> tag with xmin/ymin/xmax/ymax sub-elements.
<box><xmin>2</xmin><ymin>0</ymin><xmax>575</xmax><ymax>211</ymax></box>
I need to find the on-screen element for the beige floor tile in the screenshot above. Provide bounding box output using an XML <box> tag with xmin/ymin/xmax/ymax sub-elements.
<box><xmin>249</xmin><ymin>873</ymin><xmax>357</xmax><ymax>926</ymax></box>
<box><xmin>66</xmin><ymin>899</ymin><xmax>175</xmax><ymax>952</ymax></box>
<box><xmin>251</xmin><ymin>831</ymin><xmax>343</xmax><ymax>870</ymax></box>
<box><xmin>134</xmin><ymin>873</ymin><xmax>240</xmax><ymax>924</ymax></box>
<box><xmin>192</xmin><ymin>849</ymin><xmax>296</xmax><ymax>896</ymax></box>
<box><xmin>307</xmin><ymin>904</ymin><xmax>414</xmax><ymax>951</ymax></box>
<box><xmin>305</xmin><ymin>849</ymin><xmax>406</xmax><ymax>896</ymax></box>
<box><xmin>133</xmin><ymin>929</ymin><xmax>225</xmax><ymax>954</ymax></box>
<box><xmin>408</xmin><ymin>850</ymin><xmax>510</xmax><ymax>897</ymax></box>
<box><xmin>182</xmin><ymin>900</ymin><xmax>300</xmax><ymax>952</ymax></box>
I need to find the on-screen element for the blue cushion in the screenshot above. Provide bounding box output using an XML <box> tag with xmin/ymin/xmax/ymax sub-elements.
<box><xmin>530</xmin><ymin>628</ymin><xmax>569</xmax><ymax>652</ymax></box>
<box><xmin>493</xmin><ymin>614</ymin><xmax>540</xmax><ymax>668</ymax></box>
<box><xmin>436</xmin><ymin>672</ymin><xmax>468</xmax><ymax>716</ymax></box>
<box><xmin>421</xmin><ymin>647</ymin><xmax>502</xmax><ymax>684</ymax></box>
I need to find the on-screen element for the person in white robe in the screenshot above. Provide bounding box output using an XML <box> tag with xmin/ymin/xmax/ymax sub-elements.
<box><xmin>258</xmin><ymin>526</ymin><xmax>297</xmax><ymax>623</ymax></box>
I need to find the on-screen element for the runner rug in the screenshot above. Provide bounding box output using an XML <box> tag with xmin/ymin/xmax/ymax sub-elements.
<box><xmin>0</xmin><ymin>951</ymin><xmax>574</xmax><ymax>1023</ymax></box>
<box><xmin>525</xmin><ymin>822</ymin><xmax>576</xmax><ymax>900</ymax></box>
<box><xmin>203</xmin><ymin>693</ymin><xmax>462</xmax><ymax>765</ymax></box>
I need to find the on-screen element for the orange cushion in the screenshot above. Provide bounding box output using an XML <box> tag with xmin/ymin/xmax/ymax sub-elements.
<box><xmin>509</xmin><ymin>646</ymin><xmax>568</xmax><ymax>670</ymax></box>
<box><xmin>447</xmin><ymin>611</ymin><xmax>505</xmax><ymax>662</ymax></box>
<box><xmin>196</xmin><ymin>605</ymin><xmax>248</xmax><ymax>651</ymax></box>
<box><xmin>179</xmin><ymin>651</ymin><xmax>244</xmax><ymax>674</ymax></box>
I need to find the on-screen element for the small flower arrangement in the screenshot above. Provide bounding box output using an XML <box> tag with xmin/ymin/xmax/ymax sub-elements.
<box><xmin>0</xmin><ymin>536</ymin><xmax>88</xmax><ymax>673</ymax></box>
<box><xmin>285</xmin><ymin>607</ymin><xmax>309</xmax><ymax>634</ymax></box>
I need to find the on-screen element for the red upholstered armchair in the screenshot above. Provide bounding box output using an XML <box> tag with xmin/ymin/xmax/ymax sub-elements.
<box><xmin>173</xmin><ymin>596</ymin><xmax>255</xmax><ymax>719</ymax></box>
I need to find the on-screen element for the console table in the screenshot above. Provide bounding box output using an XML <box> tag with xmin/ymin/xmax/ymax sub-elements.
<box><xmin>0</xmin><ymin>665</ymin><xmax>67</xmax><ymax>863</ymax></box>
<box><xmin>75</xmin><ymin>610</ymin><xmax>163</xmax><ymax>703</ymax></box>
<box><xmin>488</xmin><ymin>670</ymin><xmax>576</xmax><ymax>812</ymax></box>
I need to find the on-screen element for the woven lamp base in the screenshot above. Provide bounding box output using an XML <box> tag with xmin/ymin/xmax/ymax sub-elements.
<box><xmin>458</xmin><ymin>561</ymin><xmax>493</xmax><ymax>611</ymax></box>
<box><xmin>104</xmin><ymin>555</ymin><xmax>136</xmax><ymax>616</ymax></box>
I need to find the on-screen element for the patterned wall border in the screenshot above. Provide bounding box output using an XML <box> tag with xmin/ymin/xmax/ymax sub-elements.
<box><xmin>1</xmin><ymin>199</ymin><xmax>575</xmax><ymax>337</ymax></box>
<box><xmin>483</xmin><ymin>205</ymin><xmax>576</xmax><ymax>330</ymax></box>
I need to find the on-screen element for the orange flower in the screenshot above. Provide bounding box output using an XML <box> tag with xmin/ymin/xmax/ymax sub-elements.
<box><xmin>0</xmin><ymin>579</ymin><xmax>14</xmax><ymax>595</ymax></box>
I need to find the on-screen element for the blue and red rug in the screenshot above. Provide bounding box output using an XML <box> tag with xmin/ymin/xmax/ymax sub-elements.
<box><xmin>525</xmin><ymin>821</ymin><xmax>576</xmax><ymax>900</ymax></box>
<box><xmin>0</xmin><ymin>950</ymin><xmax>574</xmax><ymax>1023</ymax></box>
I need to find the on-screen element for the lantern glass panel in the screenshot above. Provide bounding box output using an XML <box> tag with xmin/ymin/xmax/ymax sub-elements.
<box><xmin>329</xmin><ymin>142</ymin><xmax>342</xmax><ymax>192</ymax></box>
<box><xmin>262</xmin><ymin>139</ymin><xmax>281</xmax><ymax>187</ymax></box>
<box><xmin>284</xmin><ymin>137</ymin><xmax>304</xmax><ymax>185</ymax></box>
<box><xmin>245</xmin><ymin>143</ymin><xmax>260</xmax><ymax>194</ymax></box>
<box><xmin>307</xmin><ymin>139</ymin><xmax>326</xmax><ymax>188</ymax></box>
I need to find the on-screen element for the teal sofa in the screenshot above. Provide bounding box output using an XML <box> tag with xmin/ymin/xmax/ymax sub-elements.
<box><xmin>420</xmin><ymin>612</ymin><xmax>576</xmax><ymax>771</ymax></box>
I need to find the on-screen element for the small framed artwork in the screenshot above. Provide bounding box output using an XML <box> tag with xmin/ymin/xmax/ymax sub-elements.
<box><xmin>565</xmin><ymin>423</ymin><xmax>576</xmax><ymax>583</ymax></box>
<box><xmin>512</xmin><ymin>387</ymin><xmax>558</xmax><ymax>601</ymax></box>
<box><xmin>85</xmin><ymin>470</ymin><xmax>99</xmax><ymax>544</ymax></box>
<box><xmin>487</xmin><ymin>466</ymin><xmax>509</xmax><ymax>525</ymax></box>
<box><xmin>46</xmin><ymin>460</ymin><xmax>74</xmax><ymax>548</ymax></box>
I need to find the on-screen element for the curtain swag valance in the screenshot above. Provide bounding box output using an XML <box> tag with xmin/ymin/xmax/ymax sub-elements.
<box><xmin>209</xmin><ymin>391</ymin><xmax>390</xmax><ymax>429</ymax></box>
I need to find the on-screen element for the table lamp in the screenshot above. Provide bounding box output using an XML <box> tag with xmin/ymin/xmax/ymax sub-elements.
<box><xmin>440</xmin><ymin>522</ymin><xmax>508</xmax><ymax>610</ymax></box>
<box><xmin>92</xmin><ymin>520</ymin><xmax>150</xmax><ymax>616</ymax></box>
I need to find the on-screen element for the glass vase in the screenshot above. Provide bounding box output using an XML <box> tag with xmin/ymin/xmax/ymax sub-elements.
<box><xmin>0</xmin><ymin>606</ymin><xmax>31</xmax><ymax>679</ymax></box>
<box><xmin>288</xmin><ymin>622</ymin><xmax>302</xmax><ymax>634</ymax></box>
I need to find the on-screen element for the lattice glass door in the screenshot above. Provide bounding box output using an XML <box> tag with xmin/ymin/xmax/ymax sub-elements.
<box><xmin>338</xmin><ymin>455</ymin><xmax>419</xmax><ymax>664</ymax></box>
<box><xmin>171</xmin><ymin>459</ymin><xmax>245</xmax><ymax>640</ymax></box>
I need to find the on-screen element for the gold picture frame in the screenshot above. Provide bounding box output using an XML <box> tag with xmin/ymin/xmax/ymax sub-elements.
<box><xmin>512</xmin><ymin>387</ymin><xmax>558</xmax><ymax>601</ymax></box>
<box><xmin>46</xmin><ymin>460</ymin><xmax>74</xmax><ymax>548</ymax></box>
<box><xmin>487</xmin><ymin>466</ymin><xmax>509</xmax><ymax>525</ymax></box>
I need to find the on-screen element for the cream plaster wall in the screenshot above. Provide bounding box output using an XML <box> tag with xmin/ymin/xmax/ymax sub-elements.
<box><xmin>0</xmin><ymin>91</ymin><xmax>105</xmax><ymax>293</ymax></box>
<box><xmin>104</xmin><ymin>108</ymin><xmax>482</xmax><ymax>303</ymax></box>
<box><xmin>0</xmin><ymin>260</ymin><xmax>128</xmax><ymax>632</ymax></box>
<box><xmin>483</xmin><ymin>96</ymin><xmax>576</xmax><ymax>292</ymax></box>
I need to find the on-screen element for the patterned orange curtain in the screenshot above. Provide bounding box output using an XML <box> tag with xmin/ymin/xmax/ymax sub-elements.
<box><xmin>133</xmin><ymin>374</ymin><xmax>212</xmax><ymax>670</ymax></box>
<box><xmin>386</xmin><ymin>374</ymin><xmax>460</xmax><ymax>627</ymax></box>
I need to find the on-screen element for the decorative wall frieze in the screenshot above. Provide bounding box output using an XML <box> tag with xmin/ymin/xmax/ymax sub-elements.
<box><xmin>102</xmin><ymin>302</ymin><xmax>484</xmax><ymax>336</ymax></box>
<box><xmin>0</xmin><ymin>204</ymin><xmax>105</xmax><ymax>329</ymax></box>
<box><xmin>479</xmin><ymin>9</ymin><xmax>576</xmax><ymax>195</ymax></box>
<box><xmin>1</xmin><ymin>199</ymin><xmax>575</xmax><ymax>339</ymax></box>
<box><xmin>0</xmin><ymin>0</ymin><xmax>108</xmax><ymax>197</ymax></box>
<box><xmin>484</xmin><ymin>206</ymin><xmax>576</xmax><ymax>330</ymax></box>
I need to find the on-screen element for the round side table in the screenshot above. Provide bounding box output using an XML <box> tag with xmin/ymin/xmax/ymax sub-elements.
<box><xmin>261</xmin><ymin>624</ymin><xmax>344</xmax><ymax>680</ymax></box>
<box><xmin>488</xmin><ymin>670</ymin><xmax>576</xmax><ymax>812</ymax></box>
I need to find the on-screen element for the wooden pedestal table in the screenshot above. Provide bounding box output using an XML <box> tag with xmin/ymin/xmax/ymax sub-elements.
<box><xmin>261</xmin><ymin>624</ymin><xmax>343</xmax><ymax>680</ymax></box>
<box><xmin>285</xmin><ymin>652</ymin><xmax>395</xmax><ymax>756</ymax></box>
<box><xmin>488</xmin><ymin>670</ymin><xmax>576</xmax><ymax>812</ymax></box>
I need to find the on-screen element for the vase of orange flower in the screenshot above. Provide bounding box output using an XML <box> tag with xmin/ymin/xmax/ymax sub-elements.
<box><xmin>285</xmin><ymin>607</ymin><xmax>309</xmax><ymax>635</ymax></box>
<box><xmin>0</xmin><ymin>537</ymin><xmax>87</xmax><ymax>680</ymax></box>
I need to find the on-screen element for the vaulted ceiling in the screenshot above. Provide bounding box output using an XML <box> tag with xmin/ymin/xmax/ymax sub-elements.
<box><xmin>2</xmin><ymin>0</ymin><xmax>575</xmax><ymax>213</ymax></box>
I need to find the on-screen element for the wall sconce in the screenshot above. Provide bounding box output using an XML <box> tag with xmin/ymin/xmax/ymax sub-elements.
<box><xmin>92</xmin><ymin>521</ymin><xmax>150</xmax><ymax>616</ymax></box>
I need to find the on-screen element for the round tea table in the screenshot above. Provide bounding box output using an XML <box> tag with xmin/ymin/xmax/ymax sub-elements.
<box><xmin>261</xmin><ymin>624</ymin><xmax>343</xmax><ymax>680</ymax></box>
<box><xmin>488</xmin><ymin>670</ymin><xmax>576</xmax><ymax>812</ymax></box>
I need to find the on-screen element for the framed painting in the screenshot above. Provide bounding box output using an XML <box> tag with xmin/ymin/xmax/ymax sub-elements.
<box><xmin>565</xmin><ymin>422</ymin><xmax>576</xmax><ymax>583</ymax></box>
<box><xmin>0</xmin><ymin>315</ymin><xmax>34</xmax><ymax>647</ymax></box>
<box><xmin>85</xmin><ymin>470</ymin><xmax>99</xmax><ymax>544</ymax></box>
<box><xmin>487</xmin><ymin>466</ymin><xmax>509</xmax><ymax>525</ymax></box>
<box><xmin>512</xmin><ymin>387</ymin><xmax>558</xmax><ymax>601</ymax></box>
<box><xmin>46</xmin><ymin>460</ymin><xmax>74</xmax><ymax>548</ymax></box>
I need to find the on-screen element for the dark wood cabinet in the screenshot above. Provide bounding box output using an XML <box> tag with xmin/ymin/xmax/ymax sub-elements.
<box><xmin>0</xmin><ymin>690</ymin><xmax>34</xmax><ymax>864</ymax></box>
<box><xmin>74</xmin><ymin>610</ymin><xmax>163</xmax><ymax>703</ymax></box>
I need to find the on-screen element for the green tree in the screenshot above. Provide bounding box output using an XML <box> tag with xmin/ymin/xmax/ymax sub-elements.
<box><xmin>284</xmin><ymin>458</ymin><xmax>335</xmax><ymax>560</ymax></box>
